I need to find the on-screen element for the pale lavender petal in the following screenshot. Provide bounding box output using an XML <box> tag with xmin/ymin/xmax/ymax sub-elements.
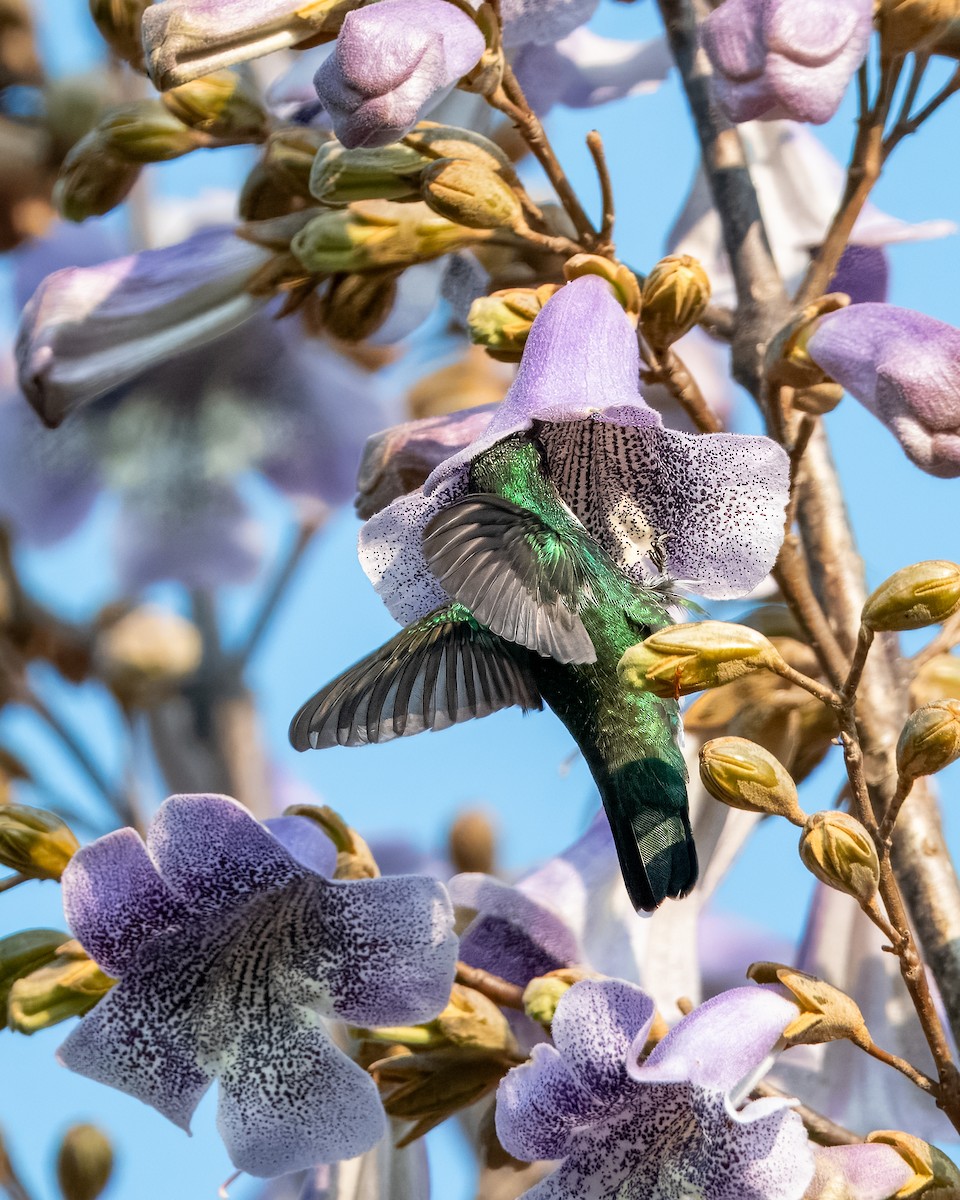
<box><xmin>551</xmin><ymin>979</ymin><xmax>655</xmax><ymax>1103</ymax></box>
<box><xmin>146</xmin><ymin>794</ymin><xmax>306</xmax><ymax>913</ymax></box>
<box><xmin>314</xmin><ymin>0</ymin><xmax>486</xmax><ymax>149</ymax></box>
<box><xmin>61</xmin><ymin>828</ymin><xmax>189</xmax><ymax>977</ymax></box>
<box><xmin>828</xmin><ymin>244</ymin><xmax>889</xmax><ymax>304</ymax></box>
<box><xmin>498</xmin><ymin>0</ymin><xmax>599</xmax><ymax>48</ymax></box>
<box><xmin>634</xmin><ymin>986</ymin><xmax>797</xmax><ymax>1091</ymax></box>
<box><xmin>810</xmin><ymin>1145</ymin><xmax>913</xmax><ymax>1200</ymax></box>
<box><xmin>520</xmin><ymin>29</ymin><xmax>673</xmax><ymax>111</ymax></box>
<box><xmin>702</xmin><ymin>0</ymin><xmax>768</xmax><ymax>82</ymax></box>
<box><xmin>217</xmin><ymin>1012</ymin><xmax>386</xmax><ymax>1177</ymax></box>
<box><xmin>264</xmin><ymin>816</ymin><xmax>337</xmax><ymax>878</ymax></box>
<box><xmin>308</xmin><ymin>874</ymin><xmax>457</xmax><ymax>1026</ymax></box>
<box><xmin>12</xmin><ymin>220</ymin><xmax>124</xmax><ymax>314</ymax></box>
<box><xmin>495</xmin><ymin>1043</ymin><xmax>600</xmax><ymax>1162</ymax></box>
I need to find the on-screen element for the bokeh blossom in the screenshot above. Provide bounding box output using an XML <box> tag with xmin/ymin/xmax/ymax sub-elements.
<box><xmin>58</xmin><ymin>793</ymin><xmax>458</xmax><ymax>1177</ymax></box>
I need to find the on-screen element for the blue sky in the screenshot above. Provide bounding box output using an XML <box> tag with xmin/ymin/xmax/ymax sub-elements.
<box><xmin>2</xmin><ymin>1</ymin><xmax>959</xmax><ymax>1197</ymax></box>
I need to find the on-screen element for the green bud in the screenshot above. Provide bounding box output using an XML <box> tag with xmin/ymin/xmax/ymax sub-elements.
<box><xmin>56</xmin><ymin>1124</ymin><xmax>113</xmax><ymax>1200</ymax></box>
<box><xmin>89</xmin><ymin>0</ymin><xmax>150</xmax><ymax>71</ymax></box>
<box><xmin>161</xmin><ymin>72</ymin><xmax>268</xmax><ymax>141</ymax></box>
<box><xmin>862</xmin><ymin>560</ymin><xmax>960</xmax><ymax>632</ymax></box>
<box><xmin>97</xmin><ymin>100</ymin><xmax>199</xmax><ymax>162</ymax></box>
<box><xmin>7</xmin><ymin>940</ymin><xmax>114</xmax><ymax>1034</ymax></box>
<box><xmin>746</xmin><ymin>962</ymin><xmax>869</xmax><ymax>1049</ymax></box>
<box><xmin>53</xmin><ymin>132</ymin><xmax>141</xmax><ymax>222</ymax></box>
<box><xmin>0</xmin><ymin>929</ymin><xmax>69</xmax><ymax>1031</ymax></box>
<box><xmin>0</xmin><ymin>805</ymin><xmax>79</xmax><ymax>880</ymax></box>
<box><xmin>421</xmin><ymin>157</ymin><xmax>524</xmax><ymax>231</ymax></box>
<box><xmin>402</xmin><ymin>122</ymin><xmax>515</xmax><ymax>178</ymax></box>
<box><xmin>799</xmin><ymin>811</ymin><xmax>880</xmax><ymax>905</ymax></box>
<box><xmin>896</xmin><ymin>700</ymin><xmax>960</xmax><ymax>781</ymax></box>
<box><xmin>618</xmin><ymin>621</ymin><xmax>785</xmax><ymax>699</ymax></box>
<box><xmin>522</xmin><ymin>969</ymin><xmax>592</xmax><ymax>1027</ymax></box>
<box><xmin>866</xmin><ymin>1131</ymin><xmax>960</xmax><ymax>1198</ymax></box>
<box><xmin>95</xmin><ymin>606</ymin><xmax>202</xmax><ymax>706</ymax></box>
<box><xmin>640</xmin><ymin>255</ymin><xmax>711</xmax><ymax>352</ymax></box>
<box><xmin>468</xmin><ymin>284</ymin><xmax>561</xmax><ymax>361</ymax></box>
<box><xmin>310</xmin><ymin>142</ymin><xmax>428</xmax><ymax>206</ymax></box>
<box><xmin>698</xmin><ymin>737</ymin><xmax>806</xmax><ymax>825</ymax></box>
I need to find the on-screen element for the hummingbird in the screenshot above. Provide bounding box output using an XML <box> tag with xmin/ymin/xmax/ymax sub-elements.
<box><xmin>290</xmin><ymin>427</ymin><xmax>696</xmax><ymax>912</ymax></box>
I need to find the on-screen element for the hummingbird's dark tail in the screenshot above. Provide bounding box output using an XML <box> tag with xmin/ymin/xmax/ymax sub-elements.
<box><xmin>599</xmin><ymin>759</ymin><xmax>698</xmax><ymax>913</ymax></box>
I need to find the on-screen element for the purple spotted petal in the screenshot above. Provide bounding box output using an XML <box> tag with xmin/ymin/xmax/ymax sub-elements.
<box><xmin>216</xmin><ymin>1012</ymin><xmax>386</xmax><ymax>1177</ymax></box>
<box><xmin>807</xmin><ymin>303</ymin><xmax>960</xmax><ymax>478</ymax></box>
<box><xmin>551</xmin><ymin>979</ymin><xmax>655</xmax><ymax>1104</ymax></box>
<box><xmin>62</xmin><ymin>828</ymin><xmax>189</xmax><ymax>977</ymax></box>
<box><xmin>314</xmin><ymin>0</ymin><xmax>486</xmax><ymax>149</ymax></box>
<box><xmin>634</xmin><ymin>986</ymin><xmax>796</xmax><ymax>1092</ymax></box>
<box><xmin>264</xmin><ymin>816</ymin><xmax>338</xmax><ymax>877</ymax></box>
<box><xmin>496</xmin><ymin>1043</ymin><xmax>601</xmax><ymax>1162</ymax></box>
<box><xmin>810</xmin><ymin>1145</ymin><xmax>914</xmax><ymax>1200</ymax></box>
<box><xmin>147</xmin><ymin>793</ymin><xmax>306</xmax><ymax>913</ymax></box>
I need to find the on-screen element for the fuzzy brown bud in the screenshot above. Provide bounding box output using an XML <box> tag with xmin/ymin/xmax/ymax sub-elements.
<box><xmin>317</xmin><ymin>271</ymin><xmax>400</xmax><ymax>342</ymax></box>
<box><xmin>95</xmin><ymin>606</ymin><xmax>202</xmax><ymax>707</ymax></box>
<box><xmin>792</xmin><ymin>381</ymin><xmax>844</xmax><ymax>415</ymax></box>
<box><xmin>420</xmin><ymin>158</ymin><xmax>524</xmax><ymax>231</ymax></box>
<box><xmin>866</xmin><ymin>1131</ymin><xmax>960</xmax><ymax>1198</ymax></box>
<box><xmin>161</xmin><ymin>72</ymin><xmax>268</xmax><ymax>141</ymax></box>
<box><xmin>618</xmin><ymin>622</ymin><xmax>785</xmax><ymax>698</ymax></box>
<box><xmin>53</xmin><ymin>133</ymin><xmax>141</xmax><ymax>222</ymax></box>
<box><xmin>89</xmin><ymin>0</ymin><xmax>150</xmax><ymax>71</ymax></box>
<box><xmin>56</xmin><ymin>1124</ymin><xmax>114</xmax><ymax>1200</ymax></box>
<box><xmin>896</xmin><ymin>700</ymin><xmax>960</xmax><ymax>781</ymax></box>
<box><xmin>467</xmin><ymin>284</ymin><xmax>561</xmax><ymax>360</ymax></box>
<box><xmin>433</xmin><ymin>984</ymin><xmax>516</xmax><ymax>1052</ymax></box>
<box><xmin>0</xmin><ymin>805</ymin><xmax>78</xmax><ymax>880</ymax></box>
<box><xmin>799</xmin><ymin>811</ymin><xmax>880</xmax><ymax>904</ymax></box>
<box><xmin>640</xmin><ymin>255</ymin><xmax>711</xmax><ymax>352</ymax></box>
<box><xmin>564</xmin><ymin>255</ymin><xmax>642</xmax><ymax>325</ymax></box>
<box><xmin>699</xmin><ymin>737</ymin><xmax>806</xmax><ymax>825</ymax></box>
<box><xmin>402</xmin><ymin>123</ymin><xmax>515</xmax><ymax>178</ymax></box>
<box><xmin>877</xmin><ymin>0</ymin><xmax>960</xmax><ymax>53</ymax></box>
<box><xmin>862</xmin><ymin>561</ymin><xmax>960</xmax><ymax>632</ymax></box>
<box><xmin>747</xmin><ymin>962</ymin><xmax>870</xmax><ymax>1048</ymax></box>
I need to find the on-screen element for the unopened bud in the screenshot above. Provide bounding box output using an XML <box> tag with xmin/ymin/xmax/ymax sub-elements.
<box><xmin>317</xmin><ymin>271</ymin><xmax>399</xmax><ymax>342</ymax></box>
<box><xmin>53</xmin><ymin>133</ymin><xmax>141</xmax><ymax>221</ymax></box>
<box><xmin>911</xmin><ymin>654</ymin><xmax>960</xmax><ymax>710</ymax></box>
<box><xmin>792</xmin><ymin>381</ymin><xmax>844</xmax><ymax>415</ymax></box>
<box><xmin>89</xmin><ymin>0</ymin><xmax>150</xmax><ymax>71</ymax></box>
<box><xmin>699</xmin><ymin>737</ymin><xmax>806</xmax><ymax>825</ymax></box>
<box><xmin>7</xmin><ymin>940</ymin><xmax>114</xmax><ymax>1034</ymax></box>
<box><xmin>448</xmin><ymin>809</ymin><xmax>497</xmax><ymax>875</ymax></box>
<box><xmin>468</xmin><ymin>284</ymin><xmax>561</xmax><ymax>361</ymax></box>
<box><xmin>877</xmin><ymin>0</ymin><xmax>960</xmax><ymax>54</ymax></box>
<box><xmin>433</xmin><ymin>984</ymin><xmax>516</xmax><ymax>1052</ymax></box>
<box><xmin>564</xmin><ymin>255</ymin><xmax>642</xmax><ymax>325</ymax></box>
<box><xmin>98</xmin><ymin>100</ymin><xmax>200</xmax><ymax>162</ymax></box>
<box><xmin>866</xmin><ymin>1131</ymin><xmax>960</xmax><ymax>1198</ymax></box>
<box><xmin>0</xmin><ymin>929</ymin><xmax>69</xmax><ymax>1030</ymax></box>
<box><xmin>291</xmin><ymin>202</ymin><xmax>488</xmax><ymax>274</ymax></box>
<box><xmin>95</xmin><ymin>606</ymin><xmax>202</xmax><ymax>706</ymax></box>
<box><xmin>799</xmin><ymin>811</ymin><xmax>880</xmax><ymax>904</ymax></box>
<box><xmin>0</xmin><ymin>805</ymin><xmax>78</xmax><ymax>880</ymax></box>
<box><xmin>402</xmin><ymin>122</ymin><xmax>515</xmax><ymax>179</ymax></box>
<box><xmin>161</xmin><ymin>72</ymin><xmax>268</xmax><ymax>141</ymax></box>
<box><xmin>283</xmin><ymin>803</ymin><xmax>377</xmax><ymax>879</ymax></box>
<box><xmin>522</xmin><ymin>969</ymin><xmax>591</xmax><ymax>1027</ymax></box>
<box><xmin>618</xmin><ymin>622</ymin><xmax>785</xmax><ymax>699</ymax></box>
<box><xmin>640</xmin><ymin>255</ymin><xmax>711</xmax><ymax>352</ymax></box>
<box><xmin>747</xmin><ymin>962</ymin><xmax>869</xmax><ymax>1048</ymax></box>
<box><xmin>310</xmin><ymin>142</ymin><xmax>428</xmax><ymax>206</ymax></box>
<box><xmin>862</xmin><ymin>561</ymin><xmax>960</xmax><ymax>632</ymax></box>
<box><xmin>421</xmin><ymin>158</ymin><xmax>524</xmax><ymax>231</ymax></box>
<box><xmin>56</xmin><ymin>1124</ymin><xmax>113</xmax><ymax>1200</ymax></box>
<box><xmin>896</xmin><ymin>700</ymin><xmax>960</xmax><ymax>781</ymax></box>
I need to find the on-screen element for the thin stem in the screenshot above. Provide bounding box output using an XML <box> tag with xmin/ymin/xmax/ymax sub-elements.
<box><xmin>27</xmin><ymin>694</ymin><xmax>122</xmax><ymax>817</ymax></box>
<box><xmin>513</xmin><ymin>222</ymin><xmax>583</xmax><ymax>259</ymax></box>
<box><xmin>0</xmin><ymin>873</ymin><xmax>27</xmax><ymax>895</ymax></box>
<box><xmin>841</xmin><ymin>623</ymin><xmax>875</xmax><ymax>703</ymax></box>
<box><xmin>768</xmin><ymin>659</ymin><xmax>843</xmax><ymax>710</ymax></box>
<box><xmin>878</xmin><ymin>776</ymin><xmax>914</xmax><ymax>846</ymax></box>
<box><xmin>884</xmin><ymin>63</ymin><xmax>960</xmax><ymax>158</ymax></box>
<box><xmin>782</xmin><ymin>413</ymin><xmax>817</xmax><ymax>538</ymax></box>
<box><xmin>772</xmin><ymin>542</ymin><xmax>849</xmax><ymax>689</ymax></box>
<box><xmin>455</xmin><ymin>961</ymin><xmax>525</xmax><ymax>1011</ymax></box>
<box><xmin>585</xmin><ymin>130</ymin><xmax>615</xmax><ymax>249</ymax></box>
<box><xmin>643</xmin><ymin>348</ymin><xmax>723</xmax><ymax>433</ymax></box>
<box><xmin>861</xmin><ymin>1035</ymin><xmax>937</xmax><ymax>1095</ymax></box>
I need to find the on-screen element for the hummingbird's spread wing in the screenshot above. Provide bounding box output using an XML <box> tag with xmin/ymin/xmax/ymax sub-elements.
<box><xmin>289</xmin><ymin>604</ymin><xmax>543</xmax><ymax>750</ymax></box>
<box><xmin>422</xmin><ymin>495</ymin><xmax>597</xmax><ymax>665</ymax></box>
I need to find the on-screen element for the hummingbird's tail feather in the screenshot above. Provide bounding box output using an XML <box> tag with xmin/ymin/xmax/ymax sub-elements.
<box><xmin>599</xmin><ymin>760</ymin><xmax>698</xmax><ymax>912</ymax></box>
<box><xmin>423</xmin><ymin>495</ymin><xmax>597</xmax><ymax>665</ymax></box>
<box><xmin>289</xmin><ymin>604</ymin><xmax>542</xmax><ymax>750</ymax></box>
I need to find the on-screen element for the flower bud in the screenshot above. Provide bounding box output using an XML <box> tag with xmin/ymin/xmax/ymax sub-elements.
<box><xmin>448</xmin><ymin>808</ymin><xmax>497</xmax><ymax>875</ymax></box>
<box><xmin>53</xmin><ymin>133</ymin><xmax>141</xmax><ymax>222</ymax></box>
<box><xmin>0</xmin><ymin>805</ymin><xmax>79</xmax><ymax>880</ymax></box>
<box><xmin>161</xmin><ymin>72</ymin><xmax>268</xmax><ymax>142</ymax></box>
<box><xmin>564</xmin><ymin>254</ymin><xmax>642</xmax><ymax>325</ymax></box>
<box><xmin>310</xmin><ymin>142</ymin><xmax>428</xmax><ymax>206</ymax></box>
<box><xmin>618</xmin><ymin>622</ymin><xmax>785</xmax><ymax>699</ymax></box>
<box><xmin>522</xmin><ymin>969</ymin><xmax>592</xmax><ymax>1027</ymax></box>
<box><xmin>799</xmin><ymin>811</ymin><xmax>880</xmax><ymax>904</ymax></box>
<box><xmin>56</xmin><ymin>1124</ymin><xmax>113</xmax><ymax>1200</ymax></box>
<box><xmin>420</xmin><ymin>158</ymin><xmax>524</xmax><ymax>231</ymax></box>
<box><xmin>911</xmin><ymin>653</ymin><xmax>960</xmax><ymax>710</ymax></box>
<box><xmin>640</xmin><ymin>255</ymin><xmax>711</xmax><ymax>353</ymax></box>
<box><xmin>291</xmin><ymin>202</ymin><xmax>487</xmax><ymax>274</ymax></box>
<box><xmin>433</xmin><ymin>984</ymin><xmax>516</xmax><ymax>1052</ymax></box>
<box><xmin>89</xmin><ymin>0</ymin><xmax>149</xmax><ymax>71</ymax></box>
<box><xmin>317</xmin><ymin>271</ymin><xmax>400</xmax><ymax>342</ymax></box>
<box><xmin>866</xmin><ymin>1131</ymin><xmax>960</xmax><ymax>1198</ymax></box>
<box><xmin>407</xmin><ymin>348</ymin><xmax>508</xmax><ymax>420</ymax></box>
<box><xmin>7</xmin><ymin>940</ymin><xmax>114</xmax><ymax>1034</ymax></box>
<box><xmin>896</xmin><ymin>700</ymin><xmax>960</xmax><ymax>781</ymax></box>
<box><xmin>402</xmin><ymin>123</ymin><xmax>515</xmax><ymax>179</ymax></box>
<box><xmin>264</xmin><ymin>128</ymin><xmax>329</xmax><ymax>199</ymax></box>
<box><xmin>97</xmin><ymin>101</ymin><xmax>200</xmax><ymax>162</ymax></box>
<box><xmin>283</xmin><ymin>803</ymin><xmax>378</xmax><ymax>879</ymax></box>
<box><xmin>792</xmin><ymin>381</ymin><xmax>844</xmax><ymax>415</ymax></box>
<box><xmin>467</xmin><ymin>284</ymin><xmax>561</xmax><ymax>361</ymax></box>
<box><xmin>0</xmin><ymin>929</ymin><xmax>69</xmax><ymax>1030</ymax></box>
<box><xmin>699</xmin><ymin>737</ymin><xmax>806</xmax><ymax>825</ymax></box>
<box><xmin>877</xmin><ymin>0</ymin><xmax>960</xmax><ymax>54</ymax></box>
<box><xmin>862</xmin><ymin>561</ymin><xmax>960</xmax><ymax>632</ymax></box>
<box><xmin>94</xmin><ymin>606</ymin><xmax>203</xmax><ymax>707</ymax></box>
<box><xmin>747</xmin><ymin>962</ymin><xmax>869</xmax><ymax>1048</ymax></box>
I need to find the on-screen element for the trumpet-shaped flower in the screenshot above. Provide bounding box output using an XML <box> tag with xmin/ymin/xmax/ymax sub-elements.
<box><xmin>58</xmin><ymin>794</ymin><xmax>458</xmax><ymax>1177</ymax></box>
<box><xmin>359</xmin><ymin>275</ymin><xmax>789</xmax><ymax>626</ymax></box>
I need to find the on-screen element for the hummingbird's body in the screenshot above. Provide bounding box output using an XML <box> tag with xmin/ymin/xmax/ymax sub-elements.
<box><xmin>291</xmin><ymin>429</ymin><xmax>697</xmax><ymax>911</ymax></box>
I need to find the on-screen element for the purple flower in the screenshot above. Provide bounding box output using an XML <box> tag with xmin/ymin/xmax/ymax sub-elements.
<box><xmin>313</xmin><ymin>0</ymin><xmax>487</xmax><ymax>149</ymax></box>
<box><xmin>496</xmin><ymin>978</ymin><xmax>814</xmax><ymax>1199</ymax></box>
<box><xmin>498</xmin><ymin>0</ymin><xmax>599</xmax><ymax>48</ymax></box>
<box><xmin>359</xmin><ymin>275</ymin><xmax>789</xmax><ymax>626</ymax></box>
<box><xmin>807</xmin><ymin>1145</ymin><xmax>913</xmax><ymax>1200</ymax></box>
<box><xmin>828</xmin><ymin>244</ymin><xmax>890</xmax><ymax>305</ymax></box>
<box><xmin>702</xmin><ymin>0</ymin><xmax>872</xmax><ymax>125</ymax></box>
<box><xmin>58</xmin><ymin>793</ymin><xmax>458</xmax><ymax>1177</ymax></box>
<box><xmin>807</xmin><ymin>303</ymin><xmax>960</xmax><ymax>478</ymax></box>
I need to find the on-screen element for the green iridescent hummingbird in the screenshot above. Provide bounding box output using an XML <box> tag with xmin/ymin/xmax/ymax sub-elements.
<box><xmin>290</xmin><ymin>428</ymin><xmax>695</xmax><ymax>912</ymax></box>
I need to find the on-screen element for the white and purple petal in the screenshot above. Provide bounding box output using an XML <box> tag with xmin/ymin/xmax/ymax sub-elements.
<box><xmin>809</xmin><ymin>1144</ymin><xmax>914</xmax><ymax>1200</ymax></box>
<box><xmin>550</xmin><ymin>978</ymin><xmax>655</xmax><ymax>1104</ymax></box>
<box><xmin>495</xmin><ymin>1042</ymin><xmax>602</xmax><ymax>1162</ymax></box>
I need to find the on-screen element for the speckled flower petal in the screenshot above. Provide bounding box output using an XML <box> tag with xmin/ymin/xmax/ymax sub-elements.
<box><xmin>217</xmin><ymin>1009</ymin><xmax>386</xmax><ymax>1177</ymax></box>
<box><xmin>496</xmin><ymin>1042</ymin><xmax>601</xmax><ymax>1162</ymax></box>
<box><xmin>634</xmin><ymin>986</ymin><xmax>797</xmax><ymax>1091</ymax></box>
<box><xmin>62</xmin><ymin>827</ymin><xmax>190</xmax><ymax>977</ymax></box>
<box><xmin>552</xmin><ymin>979</ymin><xmax>655</xmax><ymax>1103</ymax></box>
<box><xmin>450</xmin><ymin>873</ymin><xmax>578</xmax><ymax>986</ymax></box>
<box><xmin>264</xmin><ymin>816</ymin><xmax>338</xmax><ymax>877</ymax></box>
<box><xmin>57</xmin><ymin>929</ymin><xmax>216</xmax><ymax>1130</ymax></box>
<box><xmin>147</xmin><ymin>793</ymin><xmax>307</xmax><ymax>914</ymax></box>
<box><xmin>306</xmin><ymin>874</ymin><xmax>457</xmax><ymax>1026</ymax></box>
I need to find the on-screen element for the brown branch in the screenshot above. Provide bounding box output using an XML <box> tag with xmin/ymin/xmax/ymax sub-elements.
<box><xmin>455</xmin><ymin>961</ymin><xmax>525</xmax><ymax>1011</ymax></box>
<box><xmin>643</xmin><ymin>346</ymin><xmax>724</xmax><ymax>433</ymax></box>
<box><xmin>0</xmin><ymin>873</ymin><xmax>27</xmax><ymax>895</ymax></box>
<box><xmin>884</xmin><ymin>62</ymin><xmax>960</xmax><ymax>158</ymax></box>
<box><xmin>752</xmin><ymin>1082</ymin><xmax>862</xmax><ymax>1147</ymax></box>
<box><xmin>585</xmin><ymin>130</ymin><xmax>615</xmax><ymax>249</ymax></box>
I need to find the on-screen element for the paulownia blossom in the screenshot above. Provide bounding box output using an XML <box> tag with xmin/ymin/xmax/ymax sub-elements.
<box><xmin>58</xmin><ymin>794</ymin><xmax>458</xmax><ymax>1177</ymax></box>
<box><xmin>807</xmin><ymin>303</ymin><xmax>960</xmax><ymax>479</ymax></box>
<box><xmin>496</xmin><ymin>978</ymin><xmax>913</xmax><ymax>1199</ymax></box>
<box><xmin>701</xmin><ymin>0</ymin><xmax>873</xmax><ymax>125</ymax></box>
